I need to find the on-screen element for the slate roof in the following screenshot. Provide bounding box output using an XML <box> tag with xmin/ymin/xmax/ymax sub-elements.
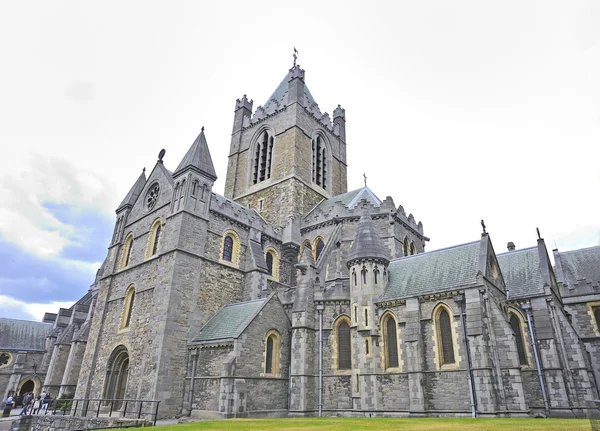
<box><xmin>348</xmin><ymin>210</ymin><xmax>389</xmax><ymax>263</ymax></box>
<box><xmin>117</xmin><ymin>170</ymin><xmax>146</xmax><ymax>211</ymax></box>
<box><xmin>307</xmin><ymin>187</ymin><xmax>381</xmax><ymax>217</ymax></box>
<box><xmin>380</xmin><ymin>241</ymin><xmax>481</xmax><ymax>301</ymax></box>
<box><xmin>557</xmin><ymin>245</ymin><xmax>600</xmax><ymax>287</ymax></box>
<box><xmin>497</xmin><ymin>247</ymin><xmax>546</xmax><ymax>299</ymax></box>
<box><xmin>249</xmin><ymin>240</ymin><xmax>268</xmax><ymax>272</ymax></box>
<box><xmin>263</xmin><ymin>68</ymin><xmax>316</xmax><ymax>111</ymax></box>
<box><xmin>191</xmin><ymin>298</ymin><xmax>267</xmax><ymax>343</ymax></box>
<box><xmin>173</xmin><ymin>129</ymin><xmax>217</xmax><ymax>180</ymax></box>
<box><xmin>0</xmin><ymin>318</ymin><xmax>52</xmax><ymax>351</ymax></box>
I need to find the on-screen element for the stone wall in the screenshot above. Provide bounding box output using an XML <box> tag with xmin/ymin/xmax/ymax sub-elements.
<box><xmin>10</xmin><ymin>415</ymin><xmax>149</xmax><ymax>431</ymax></box>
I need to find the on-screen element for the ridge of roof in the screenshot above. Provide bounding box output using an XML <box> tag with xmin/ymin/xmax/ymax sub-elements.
<box><xmin>557</xmin><ymin>244</ymin><xmax>600</xmax><ymax>255</ymax></box>
<box><xmin>389</xmin><ymin>239</ymin><xmax>481</xmax><ymax>264</ymax></box>
<box><xmin>497</xmin><ymin>246</ymin><xmax>538</xmax><ymax>256</ymax></box>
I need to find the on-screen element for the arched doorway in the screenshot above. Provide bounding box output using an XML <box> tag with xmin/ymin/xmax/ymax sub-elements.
<box><xmin>103</xmin><ymin>346</ymin><xmax>130</xmax><ymax>409</ymax></box>
<box><xmin>19</xmin><ymin>380</ymin><xmax>34</xmax><ymax>396</ymax></box>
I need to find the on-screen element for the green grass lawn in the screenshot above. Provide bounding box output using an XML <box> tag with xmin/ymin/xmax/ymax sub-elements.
<box><xmin>141</xmin><ymin>417</ymin><xmax>594</xmax><ymax>431</ymax></box>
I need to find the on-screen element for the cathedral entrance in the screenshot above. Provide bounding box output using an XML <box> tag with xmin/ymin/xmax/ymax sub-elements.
<box><xmin>19</xmin><ymin>380</ymin><xmax>34</xmax><ymax>396</ymax></box>
<box><xmin>103</xmin><ymin>346</ymin><xmax>130</xmax><ymax>409</ymax></box>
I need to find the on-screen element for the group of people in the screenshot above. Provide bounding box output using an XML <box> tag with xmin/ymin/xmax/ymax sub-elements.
<box><xmin>2</xmin><ymin>391</ymin><xmax>53</xmax><ymax>417</ymax></box>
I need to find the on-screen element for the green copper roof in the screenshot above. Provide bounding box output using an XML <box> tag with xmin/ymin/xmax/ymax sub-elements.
<box><xmin>263</xmin><ymin>68</ymin><xmax>316</xmax><ymax>109</ymax></box>
<box><xmin>497</xmin><ymin>247</ymin><xmax>545</xmax><ymax>299</ymax></box>
<box><xmin>380</xmin><ymin>241</ymin><xmax>480</xmax><ymax>301</ymax></box>
<box><xmin>191</xmin><ymin>298</ymin><xmax>267</xmax><ymax>343</ymax></box>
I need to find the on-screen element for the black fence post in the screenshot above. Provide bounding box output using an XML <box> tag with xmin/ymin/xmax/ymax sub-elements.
<box><xmin>96</xmin><ymin>400</ymin><xmax>101</xmax><ymax>418</ymax></box>
<box><xmin>74</xmin><ymin>400</ymin><xmax>79</xmax><ymax>416</ymax></box>
<box><xmin>123</xmin><ymin>401</ymin><xmax>128</xmax><ymax>418</ymax></box>
<box><xmin>109</xmin><ymin>400</ymin><xmax>113</xmax><ymax>418</ymax></box>
<box><xmin>154</xmin><ymin>401</ymin><xmax>160</xmax><ymax>426</ymax></box>
<box><xmin>137</xmin><ymin>401</ymin><xmax>143</xmax><ymax>419</ymax></box>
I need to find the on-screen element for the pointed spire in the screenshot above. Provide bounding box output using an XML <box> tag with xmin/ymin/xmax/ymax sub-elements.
<box><xmin>347</xmin><ymin>209</ymin><xmax>389</xmax><ymax>265</ymax></box>
<box><xmin>116</xmin><ymin>168</ymin><xmax>147</xmax><ymax>212</ymax></box>
<box><xmin>173</xmin><ymin>128</ymin><xmax>217</xmax><ymax>180</ymax></box>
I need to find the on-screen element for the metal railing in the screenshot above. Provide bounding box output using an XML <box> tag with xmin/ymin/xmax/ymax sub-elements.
<box><xmin>34</xmin><ymin>398</ymin><xmax>161</xmax><ymax>426</ymax></box>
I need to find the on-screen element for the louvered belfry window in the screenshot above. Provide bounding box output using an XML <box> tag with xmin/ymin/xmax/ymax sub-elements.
<box><xmin>312</xmin><ymin>136</ymin><xmax>327</xmax><ymax>190</ymax></box>
<box><xmin>438</xmin><ymin>308</ymin><xmax>455</xmax><ymax>365</ymax></box>
<box><xmin>510</xmin><ymin>314</ymin><xmax>528</xmax><ymax>366</ymax></box>
<box><xmin>265</xmin><ymin>336</ymin><xmax>274</xmax><ymax>374</ymax></box>
<box><xmin>253</xmin><ymin>131</ymin><xmax>273</xmax><ymax>184</ymax></box>
<box><xmin>386</xmin><ymin>317</ymin><xmax>399</xmax><ymax>368</ymax></box>
<box><xmin>338</xmin><ymin>321</ymin><xmax>351</xmax><ymax>370</ymax></box>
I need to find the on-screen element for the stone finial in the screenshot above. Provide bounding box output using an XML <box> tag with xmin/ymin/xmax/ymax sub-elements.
<box><xmin>289</xmin><ymin>65</ymin><xmax>305</xmax><ymax>81</ymax></box>
<box><xmin>507</xmin><ymin>242</ymin><xmax>516</xmax><ymax>252</ymax></box>
<box><xmin>235</xmin><ymin>94</ymin><xmax>253</xmax><ymax>111</ymax></box>
<box><xmin>158</xmin><ymin>149</ymin><xmax>166</xmax><ymax>164</ymax></box>
<box><xmin>333</xmin><ymin>104</ymin><xmax>345</xmax><ymax>119</ymax></box>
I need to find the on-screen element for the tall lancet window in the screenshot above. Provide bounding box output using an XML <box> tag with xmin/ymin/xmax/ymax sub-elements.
<box><xmin>312</xmin><ymin>135</ymin><xmax>327</xmax><ymax>190</ymax></box>
<box><xmin>253</xmin><ymin>130</ymin><xmax>274</xmax><ymax>184</ymax></box>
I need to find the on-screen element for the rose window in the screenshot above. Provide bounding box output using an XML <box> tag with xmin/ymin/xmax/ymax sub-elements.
<box><xmin>146</xmin><ymin>184</ymin><xmax>160</xmax><ymax>210</ymax></box>
<box><xmin>0</xmin><ymin>353</ymin><xmax>10</xmax><ymax>367</ymax></box>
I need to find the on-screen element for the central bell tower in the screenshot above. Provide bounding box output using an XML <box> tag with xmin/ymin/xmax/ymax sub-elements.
<box><xmin>224</xmin><ymin>63</ymin><xmax>347</xmax><ymax>228</ymax></box>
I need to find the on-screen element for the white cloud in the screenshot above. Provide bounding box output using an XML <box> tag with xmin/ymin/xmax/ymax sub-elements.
<box><xmin>0</xmin><ymin>295</ymin><xmax>75</xmax><ymax>321</ymax></box>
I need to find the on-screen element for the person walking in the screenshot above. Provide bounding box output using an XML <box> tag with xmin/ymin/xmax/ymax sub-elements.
<box><xmin>2</xmin><ymin>393</ymin><xmax>14</xmax><ymax>417</ymax></box>
<box><xmin>19</xmin><ymin>392</ymin><xmax>32</xmax><ymax>415</ymax></box>
<box><xmin>32</xmin><ymin>396</ymin><xmax>41</xmax><ymax>415</ymax></box>
<box><xmin>40</xmin><ymin>392</ymin><xmax>50</xmax><ymax>415</ymax></box>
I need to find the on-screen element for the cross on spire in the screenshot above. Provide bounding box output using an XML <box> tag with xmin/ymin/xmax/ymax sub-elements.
<box><xmin>293</xmin><ymin>47</ymin><xmax>298</xmax><ymax>67</ymax></box>
<box><xmin>363</xmin><ymin>173</ymin><xmax>367</xmax><ymax>188</ymax></box>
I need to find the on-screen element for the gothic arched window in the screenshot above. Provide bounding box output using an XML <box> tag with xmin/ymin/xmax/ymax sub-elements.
<box><xmin>509</xmin><ymin>312</ymin><xmax>528</xmax><ymax>366</ymax></box>
<box><xmin>594</xmin><ymin>307</ymin><xmax>600</xmax><ymax>333</ymax></box>
<box><xmin>374</xmin><ymin>266</ymin><xmax>379</xmax><ymax>284</ymax></box>
<box><xmin>383</xmin><ymin>313</ymin><xmax>399</xmax><ymax>369</ymax></box>
<box><xmin>314</xmin><ymin>238</ymin><xmax>325</xmax><ymax>261</ymax></box>
<box><xmin>362</xmin><ymin>267</ymin><xmax>367</xmax><ymax>284</ymax></box>
<box><xmin>264</xmin><ymin>330</ymin><xmax>281</xmax><ymax>375</ymax></box>
<box><xmin>352</xmin><ymin>269</ymin><xmax>357</xmax><ymax>286</ymax></box>
<box><xmin>335</xmin><ymin>317</ymin><xmax>351</xmax><ymax>370</ymax></box>
<box><xmin>312</xmin><ymin>135</ymin><xmax>327</xmax><ymax>189</ymax></box>
<box><xmin>403</xmin><ymin>237</ymin><xmax>410</xmax><ymax>256</ymax></box>
<box><xmin>146</xmin><ymin>219</ymin><xmax>162</xmax><ymax>259</ymax></box>
<box><xmin>435</xmin><ymin>305</ymin><xmax>456</xmax><ymax>367</ymax></box>
<box><xmin>119</xmin><ymin>233</ymin><xmax>134</xmax><ymax>269</ymax></box>
<box><xmin>223</xmin><ymin>236</ymin><xmax>234</xmax><ymax>262</ymax></box>
<box><xmin>410</xmin><ymin>241</ymin><xmax>417</xmax><ymax>256</ymax></box>
<box><xmin>266</xmin><ymin>252</ymin><xmax>273</xmax><ymax>275</ymax></box>
<box><xmin>253</xmin><ymin>130</ymin><xmax>274</xmax><ymax>184</ymax></box>
<box><xmin>120</xmin><ymin>285</ymin><xmax>136</xmax><ymax>330</ymax></box>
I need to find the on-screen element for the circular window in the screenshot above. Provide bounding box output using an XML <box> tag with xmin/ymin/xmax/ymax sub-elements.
<box><xmin>145</xmin><ymin>183</ymin><xmax>160</xmax><ymax>211</ymax></box>
<box><xmin>0</xmin><ymin>352</ymin><xmax>12</xmax><ymax>369</ymax></box>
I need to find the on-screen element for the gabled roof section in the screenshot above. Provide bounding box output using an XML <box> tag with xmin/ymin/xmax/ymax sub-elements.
<box><xmin>556</xmin><ymin>245</ymin><xmax>600</xmax><ymax>288</ymax></box>
<box><xmin>348</xmin><ymin>210</ymin><xmax>389</xmax><ymax>264</ymax></box>
<box><xmin>380</xmin><ymin>241</ymin><xmax>481</xmax><ymax>301</ymax></box>
<box><xmin>0</xmin><ymin>318</ymin><xmax>52</xmax><ymax>351</ymax></box>
<box><xmin>497</xmin><ymin>247</ymin><xmax>545</xmax><ymax>299</ymax></box>
<box><xmin>263</xmin><ymin>67</ymin><xmax>316</xmax><ymax>112</ymax></box>
<box><xmin>191</xmin><ymin>298</ymin><xmax>268</xmax><ymax>343</ymax></box>
<box><xmin>173</xmin><ymin>129</ymin><xmax>217</xmax><ymax>180</ymax></box>
<box><xmin>116</xmin><ymin>169</ymin><xmax>146</xmax><ymax>212</ymax></box>
<box><xmin>306</xmin><ymin>187</ymin><xmax>381</xmax><ymax>219</ymax></box>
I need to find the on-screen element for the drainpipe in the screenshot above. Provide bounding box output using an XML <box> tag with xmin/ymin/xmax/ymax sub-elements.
<box><xmin>316</xmin><ymin>304</ymin><xmax>324</xmax><ymax>417</ymax></box>
<box><xmin>454</xmin><ymin>294</ymin><xmax>477</xmax><ymax>418</ymax></box>
<box><xmin>188</xmin><ymin>348</ymin><xmax>199</xmax><ymax>414</ymax></box>
<box><xmin>522</xmin><ymin>303</ymin><xmax>550</xmax><ymax>416</ymax></box>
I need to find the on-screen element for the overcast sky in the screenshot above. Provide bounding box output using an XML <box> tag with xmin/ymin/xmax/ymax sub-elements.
<box><xmin>1</xmin><ymin>1</ymin><xmax>599</xmax><ymax>320</ymax></box>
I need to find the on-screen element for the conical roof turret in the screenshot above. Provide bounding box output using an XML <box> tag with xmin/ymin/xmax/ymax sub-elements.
<box><xmin>173</xmin><ymin>128</ymin><xmax>217</xmax><ymax>180</ymax></box>
<box><xmin>116</xmin><ymin>168</ymin><xmax>146</xmax><ymax>212</ymax></box>
<box><xmin>347</xmin><ymin>209</ymin><xmax>389</xmax><ymax>266</ymax></box>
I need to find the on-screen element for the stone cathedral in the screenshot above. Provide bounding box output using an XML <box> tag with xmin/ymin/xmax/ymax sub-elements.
<box><xmin>2</xmin><ymin>61</ymin><xmax>600</xmax><ymax>420</ymax></box>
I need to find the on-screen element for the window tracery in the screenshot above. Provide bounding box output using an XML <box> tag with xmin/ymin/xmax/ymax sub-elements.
<box><xmin>253</xmin><ymin>130</ymin><xmax>274</xmax><ymax>184</ymax></box>
<box><xmin>312</xmin><ymin>135</ymin><xmax>327</xmax><ymax>189</ymax></box>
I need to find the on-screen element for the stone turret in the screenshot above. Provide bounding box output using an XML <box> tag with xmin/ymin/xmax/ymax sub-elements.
<box><xmin>172</xmin><ymin>128</ymin><xmax>216</xmax><ymax>218</ymax></box>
